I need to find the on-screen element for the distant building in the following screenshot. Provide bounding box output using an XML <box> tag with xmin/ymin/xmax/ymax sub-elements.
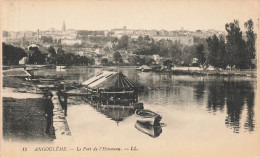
<box><xmin>133</xmin><ymin>30</ymin><xmax>145</xmax><ymax>36</ymax></box>
<box><xmin>153</xmin><ymin>36</ymin><xmax>194</xmax><ymax>46</ymax></box>
<box><xmin>41</xmin><ymin>28</ymin><xmax>63</xmax><ymax>40</ymax></box>
<box><xmin>111</xmin><ymin>28</ymin><xmax>125</xmax><ymax>36</ymax></box>
<box><xmin>27</xmin><ymin>44</ymin><xmax>39</xmax><ymax>50</ymax></box>
<box><xmin>61</xmin><ymin>39</ymin><xmax>82</xmax><ymax>46</ymax></box>
<box><xmin>153</xmin><ymin>54</ymin><xmax>162</xmax><ymax>64</ymax></box>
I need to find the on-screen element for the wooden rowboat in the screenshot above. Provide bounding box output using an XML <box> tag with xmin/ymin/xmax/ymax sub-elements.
<box><xmin>134</xmin><ymin>121</ymin><xmax>162</xmax><ymax>138</ymax></box>
<box><xmin>135</xmin><ymin>109</ymin><xmax>162</xmax><ymax>126</ymax></box>
<box><xmin>56</xmin><ymin>65</ymin><xmax>66</xmax><ymax>70</ymax></box>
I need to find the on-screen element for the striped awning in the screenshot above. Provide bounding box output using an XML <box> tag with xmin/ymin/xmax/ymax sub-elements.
<box><xmin>82</xmin><ymin>71</ymin><xmax>138</xmax><ymax>90</ymax></box>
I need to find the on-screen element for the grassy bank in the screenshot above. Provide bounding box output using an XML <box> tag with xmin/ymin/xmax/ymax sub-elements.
<box><xmin>3</xmin><ymin>76</ymin><xmax>55</xmax><ymax>142</ymax></box>
<box><xmin>3</xmin><ymin>97</ymin><xmax>55</xmax><ymax>142</ymax></box>
<box><xmin>3</xmin><ymin>76</ymin><xmax>34</xmax><ymax>88</ymax></box>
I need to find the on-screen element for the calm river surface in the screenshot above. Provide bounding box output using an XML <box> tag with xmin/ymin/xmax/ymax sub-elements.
<box><xmin>34</xmin><ymin>66</ymin><xmax>259</xmax><ymax>157</ymax></box>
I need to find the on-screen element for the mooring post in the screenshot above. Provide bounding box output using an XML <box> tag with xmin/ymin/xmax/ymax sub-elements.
<box><xmin>64</xmin><ymin>93</ymin><xmax>68</xmax><ymax>116</ymax></box>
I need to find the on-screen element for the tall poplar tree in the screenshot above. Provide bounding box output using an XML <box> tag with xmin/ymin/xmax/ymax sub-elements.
<box><xmin>196</xmin><ymin>44</ymin><xmax>206</xmax><ymax>67</ymax></box>
<box><xmin>244</xmin><ymin>19</ymin><xmax>257</xmax><ymax>68</ymax></box>
<box><xmin>225</xmin><ymin>20</ymin><xmax>248</xmax><ymax>69</ymax></box>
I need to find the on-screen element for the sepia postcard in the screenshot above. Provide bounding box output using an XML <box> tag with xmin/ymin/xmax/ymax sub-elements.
<box><xmin>1</xmin><ymin>0</ymin><xmax>260</xmax><ymax>157</ymax></box>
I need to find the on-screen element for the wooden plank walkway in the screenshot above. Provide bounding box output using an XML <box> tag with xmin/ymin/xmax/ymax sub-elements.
<box><xmin>51</xmin><ymin>91</ymin><xmax>72</xmax><ymax>142</ymax></box>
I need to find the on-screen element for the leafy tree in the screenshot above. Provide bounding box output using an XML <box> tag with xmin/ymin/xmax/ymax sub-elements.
<box><xmin>182</xmin><ymin>45</ymin><xmax>196</xmax><ymax>65</ymax></box>
<box><xmin>206</xmin><ymin>35</ymin><xmax>228</xmax><ymax>69</ymax></box>
<box><xmin>142</xmin><ymin>56</ymin><xmax>155</xmax><ymax>65</ymax></box>
<box><xmin>76</xmin><ymin>55</ymin><xmax>94</xmax><ymax>66</ymax></box>
<box><xmin>116</xmin><ymin>35</ymin><xmax>129</xmax><ymax>50</ymax></box>
<box><xmin>196</xmin><ymin>44</ymin><xmax>206</xmax><ymax>67</ymax></box>
<box><xmin>47</xmin><ymin>46</ymin><xmax>56</xmax><ymax>57</ymax></box>
<box><xmin>218</xmin><ymin>36</ymin><xmax>228</xmax><ymax>69</ymax></box>
<box><xmin>244</xmin><ymin>19</ymin><xmax>257</xmax><ymax>68</ymax></box>
<box><xmin>225</xmin><ymin>20</ymin><xmax>248</xmax><ymax>69</ymax></box>
<box><xmin>28</xmin><ymin>47</ymin><xmax>46</xmax><ymax>64</ymax></box>
<box><xmin>156</xmin><ymin>39</ymin><xmax>171</xmax><ymax>57</ymax></box>
<box><xmin>101</xmin><ymin>58</ymin><xmax>108</xmax><ymax>65</ymax></box>
<box><xmin>163</xmin><ymin>60</ymin><xmax>173</xmax><ymax>69</ymax></box>
<box><xmin>169</xmin><ymin>41</ymin><xmax>182</xmax><ymax>64</ymax></box>
<box><xmin>64</xmin><ymin>53</ymin><xmax>77</xmax><ymax>66</ymax></box>
<box><xmin>55</xmin><ymin>48</ymin><xmax>66</xmax><ymax>65</ymax></box>
<box><xmin>207</xmin><ymin>35</ymin><xmax>219</xmax><ymax>67</ymax></box>
<box><xmin>2</xmin><ymin>43</ymin><xmax>27</xmax><ymax>65</ymax></box>
<box><xmin>144</xmin><ymin>35</ymin><xmax>150</xmax><ymax>41</ymax></box>
<box><xmin>104</xmin><ymin>46</ymin><xmax>110</xmax><ymax>53</ymax></box>
<box><xmin>112</xmin><ymin>37</ymin><xmax>119</xmax><ymax>43</ymax></box>
<box><xmin>113</xmin><ymin>51</ymin><xmax>123</xmax><ymax>64</ymax></box>
<box><xmin>46</xmin><ymin>46</ymin><xmax>57</xmax><ymax>64</ymax></box>
<box><xmin>127</xmin><ymin>55</ymin><xmax>143</xmax><ymax>65</ymax></box>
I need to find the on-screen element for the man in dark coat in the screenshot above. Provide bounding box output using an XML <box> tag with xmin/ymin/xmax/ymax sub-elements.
<box><xmin>44</xmin><ymin>92</ymin><xmax>54</xmax><ymax>134</ymax></box>
<box><xmin>57</xmin><ymin>88</ymin><xmax>68</xmax><ymax>116</ymax></box>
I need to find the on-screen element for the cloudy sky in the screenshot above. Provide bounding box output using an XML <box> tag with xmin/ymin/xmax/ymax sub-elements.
<box><xmin>2</xmin><ymin>0</ymin><xmax>259</xmax><ymax>32</ymax></box>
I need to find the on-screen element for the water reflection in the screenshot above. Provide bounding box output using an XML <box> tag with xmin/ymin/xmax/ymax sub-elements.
<box><xmin>202</xmin><ymin>79</ymin><xmax>255</xmax><ymax>133</ymax></box>
<box><xmin>134</xmin><ymin>121</ymin><xmax>162</xmax><ymax>138</ymax></box>
<box><xmin>34</xmin><ymin>67</ymin><xmax>257</xmax><ymax>134</ymax></box>
<box><xmin>207</xmin><ymin>81</ymin><xmax>225</xmax><ymax>112</ymax></box>
<box><xmin>244</xmin><ymin>89</ymin><xmax>255</xmax><ymax>132</ymax></box>
<box><xmin>224</xmin><ymin>80</ymin><xmax>255</xmax><ymax>133</ymax></box>
<box><xmin>193</xmin><ymin>81</ymin><xmax>206</xmax><ymax>104</ymax></box>
<box><xmin>93</xmin><ymin>106</ymin><xmax>135</xmax><ymax>124</ymax></box>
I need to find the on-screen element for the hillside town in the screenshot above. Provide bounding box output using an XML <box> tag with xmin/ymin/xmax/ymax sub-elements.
<box><xmin>3</xmin><ymin>21</ymin><xmax>228</xmax><ymax>67</ymax></box>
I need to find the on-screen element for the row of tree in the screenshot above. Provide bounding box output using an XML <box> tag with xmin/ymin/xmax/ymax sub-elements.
<box><xmin>111</xmin><ymin>33</ymin><xmax>205</xmax><ymax>66</ymax></box>
<box><xmin>110</xmin><ymin>19</ymin><xmax>256</xmax><ymax>69</ymax></box>
<box><xmin>100</xmin><ymin>51</ymin><xmax>156</xmax><ymax>66</ymax></box>
<box><xmin>2</xmin><ymin>43</ymin><xmax>95</xmax><ymax>66</ymax></box>
<box><xmin>46</xmin><ymin>47</ymin><xmax>95</xmax><ymax>66</ymax></box>
<box><xmin>205</xmin><ymin>19</ymin><xmax>256</xmax><ymax>69</ymax></box>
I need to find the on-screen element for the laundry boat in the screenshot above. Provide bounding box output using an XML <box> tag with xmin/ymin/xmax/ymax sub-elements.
<box><xmin>135</xmin><ymin>109</ymin><xmax>162</xmax><ymax>125</ymax></box>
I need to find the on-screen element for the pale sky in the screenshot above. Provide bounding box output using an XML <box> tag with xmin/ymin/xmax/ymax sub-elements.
<box><xmin>1</xmin><ymin>0</ymin><xmax>259</xmax><ymax>32</ymax></box>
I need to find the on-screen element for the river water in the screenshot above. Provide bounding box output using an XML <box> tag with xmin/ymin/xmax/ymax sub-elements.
<box><xmin>33</xmin><ymin>66</ymin><xmax>259</xmax><ymax>157</ymax></box>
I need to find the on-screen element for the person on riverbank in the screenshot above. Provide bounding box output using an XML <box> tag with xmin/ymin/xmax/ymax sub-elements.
<box><xmin>63</xmin><ymin>93</ymin><xmax>68</xmax><ymax>116</ymax></box>
<box><xmin>57</xmin><ymin>88</ymin><xmax>68</xmax><ymax>117</ymax></box>
<box><xmin>44</xmin><ymin>91</ymin><xmax>54</xmax><ymax>135</ymax></box>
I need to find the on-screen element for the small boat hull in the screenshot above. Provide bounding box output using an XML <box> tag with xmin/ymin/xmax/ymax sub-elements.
<box><xmin>56</xmin><ymin>66</ymin><xmax>66</xmax><ymax>71</ymax></box>
<box><xmin>135</xmin><ymin>109</ymin><xmax>162</xmax><ymax>126</ymax></box>
<box><xmin>134</xmin><ymin>121</ymin><xmax>162</xmax><ymax>138</ymax></box>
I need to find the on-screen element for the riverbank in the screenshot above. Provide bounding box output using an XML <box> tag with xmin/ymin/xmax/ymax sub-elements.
<box><xmin>70</xmin><ymin>65</ymin><xmax>258</xmax><ymax>78</ymax></box>
<box><xmin>2</xmin><ymin>76</ymin><xmax>71</xmax><ymax>142</ymax></box>
<box><xmin>3</xmin><ymin>76</ymin><xmax>55</xmax><ymax>141</ymax></box>
<box><xmin>3</xmin><ymin>97</ymin><xmax>55</xmax><ymax>142</ymax></box>
<box><xmin>170</xmin><ymin>69</ymin><xmax>257</xmax><ymax>77</ymax></box>
<box><xmin>3</xmin><ymin>65</ymin><xmax>257</xmax><ymax>78</ymax></box>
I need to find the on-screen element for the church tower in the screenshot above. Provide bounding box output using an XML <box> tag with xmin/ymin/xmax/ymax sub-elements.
<box><xmin>62</xmin><ymin>20</ymin><xmax>66</xmax><ymax>32</ymax></box>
